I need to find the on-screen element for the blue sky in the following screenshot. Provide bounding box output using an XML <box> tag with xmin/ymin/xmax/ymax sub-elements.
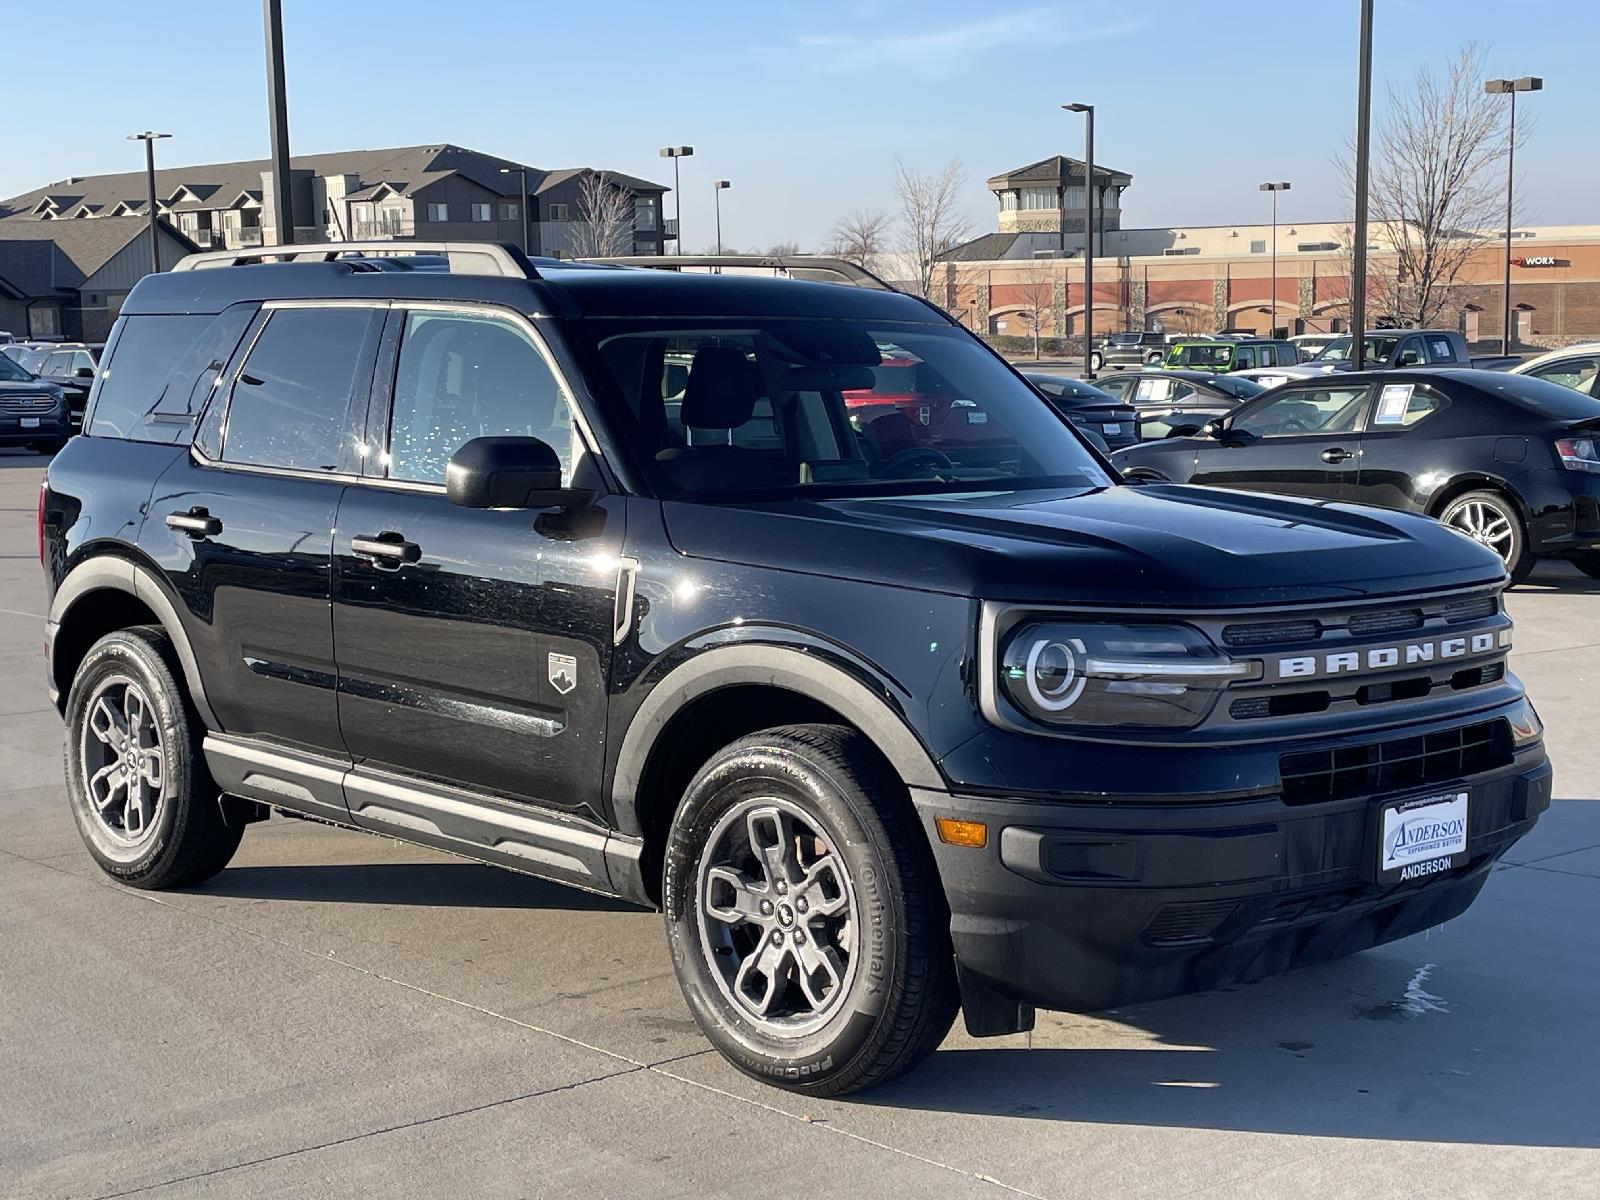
<box><xmin>6</xmin><ymin>1</ymin><xmax>1594</xmax><ymax>251</ymax></box>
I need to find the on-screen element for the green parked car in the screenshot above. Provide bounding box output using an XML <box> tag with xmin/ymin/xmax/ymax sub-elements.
<box><xmin>1163</xmin><ymin>338</ymin><xmax>1301</xmax><ymax>373</ymax></box>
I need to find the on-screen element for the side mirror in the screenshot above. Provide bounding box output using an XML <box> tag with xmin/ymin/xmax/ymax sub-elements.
<box><xmin>1397</xmin><ymin>351</ymin><xmax>1421</xmax><ymax>366</ymax></box>
<box><xmin>1079</xmin><ymin>427</ymin><xmax>1111</xmax><ymax>454</ymax></box>
<box><xmin>1202</xmin><ymin>419</ymin><xmax>1226</xmax><ymax>439</ymax></box>
<box><xmin>75</xmin><ymin>366</ymin><xmax>95</xmax><ymax>379</ymax></box>
<box><xmin>445</xmin><ymin>436</ymin><xmax>594</xmax><ymax>509</ymax></box>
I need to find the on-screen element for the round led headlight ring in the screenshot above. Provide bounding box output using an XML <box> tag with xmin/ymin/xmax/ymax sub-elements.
<box><xmin>1025</xmin><ymin>636</ymin><xmax>1088</xmax><ymax>711</ymax></box>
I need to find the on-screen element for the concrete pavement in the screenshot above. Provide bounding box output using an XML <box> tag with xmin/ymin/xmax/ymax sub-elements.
<box><xmin>2</xmin><ymin>448</ymin><xmax>1597</xmax><ymax>1199</ymax></box>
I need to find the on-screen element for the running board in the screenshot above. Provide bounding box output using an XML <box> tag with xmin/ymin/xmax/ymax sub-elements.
<box><xmin>202</xmin><ymin>735</ymin><xmax>649</xmax><ymax>905</ymax></box>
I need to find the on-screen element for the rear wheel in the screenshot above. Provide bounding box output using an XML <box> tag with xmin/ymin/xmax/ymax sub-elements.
<box><xmin>63</xmin><ymin>626</ymin><xmax>243</xmax><ymax>888</ymax></box>
<box><xmin>1572</xmin><ymin>551</ymin><xmax>1600</xmax><ymax>580</ymax></box>
<box><xmin>1440</xmin><ymin>490</ymin><xmax>1532</xmax><ymax>584</ymax></box>
<box><xmin>663</xmin><ymin>724</ymin><xmax>958</xmax><ymax>1096</ymax></box>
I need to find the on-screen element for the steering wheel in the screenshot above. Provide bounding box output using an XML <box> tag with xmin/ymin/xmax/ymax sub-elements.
<box><xmin>1279</xmin><ymin>418</ymin><xmax>1313</xmax><ymax>433</ymax></box>
<box><xmin>875</xmin><ymin>446</ymin><xmax>955</xmax><ymax>479</ymax></box>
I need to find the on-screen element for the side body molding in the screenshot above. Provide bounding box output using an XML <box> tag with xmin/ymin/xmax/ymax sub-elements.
<box><xmin>609</xmin><ymin>642</ymin><xmax>947</xmax><ymax>839</ymax></box>
<box><xmin>47</xmin><ymin>556</ymin><xmax>221</xmax><ymax>729</ymax></box>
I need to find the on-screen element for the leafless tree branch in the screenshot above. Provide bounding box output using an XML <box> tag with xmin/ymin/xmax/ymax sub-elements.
<box><xmin>569</xmin><ymin>171</ymin><xmax>637</xmax><ymax>259</ymax></box>
<box><xmin>894</xmin><ymin>157</ymin><xmax>972</xmax><ymax>300</ymax></box>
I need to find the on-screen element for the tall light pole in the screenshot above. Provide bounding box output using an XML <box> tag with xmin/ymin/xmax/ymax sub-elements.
<box><xmin>659</xmin><ymin>146</ymin><xmax>693</xmax><ymax>252</ymax></box>
<box><xmin>1486</xmin><ymin>76</ymin><xmax>1542</xmax><ymax>352</ymax></box>
<box><xmin>713</xmin><ymin>179</ymin><xmax>731</xmax><ymax>257</ymax></box>
<box><xmin>127</xmin><ymin>132</ymin><xmax>171</xmax><ymax>274</ymax></box>
<box><xmin>1350</xmin><ymin>0</ymin><xmax>1374</xmax><ymax>369</ymax></box>
<box><xmin>262</xmin><ymin>0</ymin><xmax>295</xmax><ymax>245</ymax></box>
<box><xmin>499</xmin><ymin>166</ymin><xmax>532</xmax><ymax>254</ymax></box>
<box><xmin>1063</xmin><ymin>103</ymin><xmax>1096</xmax><ymax>379</ymax></box>
<box><xmin>1259</xmin><ymin>181</ymin><xmax>1290</xmax><ymax>337</ymax></box>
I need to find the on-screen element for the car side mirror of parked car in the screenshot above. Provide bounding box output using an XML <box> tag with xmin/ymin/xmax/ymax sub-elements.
<box><xmin>446</xmin><ymin>436</ymin><xmax>596</xmax><ymax>510</ymax></box>
<box><xmin>1202</xmin><ymin>419</ymin><xmax>1226</xmax><ymax>439</ymax></box>
<box><xmin>75</xmin><ymin>367</ymin><xmax>95</xmax><ymax>379</ymax></box>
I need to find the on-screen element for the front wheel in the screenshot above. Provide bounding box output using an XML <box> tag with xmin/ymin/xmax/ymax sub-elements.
<box><xmin>663</xmin><ymin>725</ymin><xmax>958</xmax><ymax>1096</ymax></box>
<box><xmin>1089</xmin><ymin>351</ymin><xmax>1105</xmax><ymax>372</ymax></box>
<box><xmin>1146</xmin><ymin>351</ymin><xmax>1163</xmax><ymax>364</ymax></box>
<box><xmin>1440</xmin><ymin>490</ymin><xmax>1533</xmax><ymax>584</ymax></box>
<box><xmin>1572</xmin><ymin>551</ymin><xmax>1600</xmax><ymax>580</ymax></box>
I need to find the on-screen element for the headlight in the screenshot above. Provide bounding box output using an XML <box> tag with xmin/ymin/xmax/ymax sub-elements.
<box><xmin>998</xmin><ymin>622</ymin><xmax>1254</xmax><ymax>730</ymax></box>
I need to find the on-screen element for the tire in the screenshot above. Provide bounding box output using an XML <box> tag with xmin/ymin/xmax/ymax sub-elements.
<box><xmin>63</xmin><ymin>625</ymin><xmax>243</xmax><ymax>888</ymax></box>
<box><xmin>1439</xmin><ymin>489</ymin><xmax>1533</xmax><ymax>584</ymax></box>
<box><xmin>1146</xmin><ymin>351</ymin><xmax>1163</xmax><ymax>365</ymax></box>
<box><xmin>1573</xmin><ymin>551</ymin><xmax>1600</xmax><ymax>580</ymax></box>
<box><xmin>663</xmin><ymin>724</ymin><xmax>958</xmax><ymax>1096</ymax></box>
<box><xmin>1090</xmin><ymin>351</ymin><xmax>1105</xmax><ymax>372</ymax></box>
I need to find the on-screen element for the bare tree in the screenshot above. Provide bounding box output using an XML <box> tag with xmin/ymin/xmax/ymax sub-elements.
<box><xmin>894</xmin><ymin>158</ymin><xmax>972</xmax><ymax>300</ymax></box>
<box><xmin>1014</xmin><ymin>265</ymin><xmax>1056</xmax><ymax>359</ymax></box>
<box><xmin>825</xmin><ymin>209</ymin><xmax>893</xmax><ymax>268</ymax></box>
<box><xmin>568</xmin><ymin>171</ymin><xmax>637</xmax><ymax>259</ymax></box>
<box><xmin>1336</xmin><ymin>44</ymin><xmax>1516</xmax><ymax>328</ymax></box>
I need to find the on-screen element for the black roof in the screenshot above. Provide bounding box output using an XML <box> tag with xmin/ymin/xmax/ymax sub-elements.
<box><xmin>121</xmin><ymin>259</ymin><xmax>945</xmax><ymax>324</ymax></box>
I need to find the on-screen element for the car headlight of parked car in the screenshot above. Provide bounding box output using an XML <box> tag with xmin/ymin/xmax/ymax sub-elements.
<box><xmin>997</xmin><ymin>621</ymin><xmax>1255</xmax><ymax>729</ymax></box>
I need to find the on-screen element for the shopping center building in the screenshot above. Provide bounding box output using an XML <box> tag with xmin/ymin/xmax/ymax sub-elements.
<box><xmin>937</xmin><ymin>157</ymin><xmax>1600</xmax><ymax>349</ymax></box>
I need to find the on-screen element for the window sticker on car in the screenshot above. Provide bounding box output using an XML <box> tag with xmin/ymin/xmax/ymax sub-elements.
<box><xmin>1375</xmin><ymin>383</ymin><xmax>1414</xmax><ymax>424</ymax></box>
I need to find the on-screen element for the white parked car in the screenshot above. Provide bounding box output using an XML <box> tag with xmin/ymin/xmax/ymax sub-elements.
<box><xmin>1509</xmin><ymin>343</ymin><xmax>1600</xmax><ymax>399</ymax></box>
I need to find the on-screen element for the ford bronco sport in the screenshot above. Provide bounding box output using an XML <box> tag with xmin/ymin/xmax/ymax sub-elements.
<box><xmin>40</xmin><ymin>242</ymin><xmax>1552</xmax><ymax>1095</ymax></box>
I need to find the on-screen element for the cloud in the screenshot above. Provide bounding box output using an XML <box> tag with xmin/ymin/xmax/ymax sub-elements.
<box><xmin>789</xmin><ymin>6</ymin><xmax>1146</xmax><ymax>73</ymax></box>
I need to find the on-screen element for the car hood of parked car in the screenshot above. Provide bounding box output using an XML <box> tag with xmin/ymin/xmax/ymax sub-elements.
<box><xmin>661</xmin><ymin>483</ymin><xmax>1504</xmax><ymax>607</ymax></box>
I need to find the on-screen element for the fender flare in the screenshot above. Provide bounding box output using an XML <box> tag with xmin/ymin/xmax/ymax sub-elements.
<box><xmin>609</xmin><ymin>643</ymin><xmax>946</xmax><ymax>839</ymax></box>
<box><xmin>48</xmin><ymin>556</ymin><xmax>220</xmax><ymax>729</ymax></box>
<box><xmin>1424</xmin><ymin>471</ymin><xmax>1532</xmax><ymax>524</ymax></box>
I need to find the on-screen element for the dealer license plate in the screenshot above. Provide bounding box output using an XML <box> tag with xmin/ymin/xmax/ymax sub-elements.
<box><xmin>20</xmin><ymin>417</ymin><xmax>40</xmax><ymax>428</ymax></box>
<box><xmin>1102</xmin><ymin>422</ymin><xmax>1122</xmax><ymax>435</ymax></box>
<box><xmin>1379</xmin><ymin>792</ymin><xmax>1468</xmax><ymax>881</ymax></box>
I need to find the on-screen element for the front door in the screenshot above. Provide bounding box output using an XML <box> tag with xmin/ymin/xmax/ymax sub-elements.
<box><xmin>331</xmin><ymin>305</ymin><xmax>623</xmax><ymax>820</ymax></box>
<box><xmin>1191</xmin><ymin>382</ymin><xmax>1372</xmax><ymax>500</ymax></box>
<box><xmin>1349</xmin><ymin>381</ymin><xmax>1452</xmax><ymax>511</ymax></box>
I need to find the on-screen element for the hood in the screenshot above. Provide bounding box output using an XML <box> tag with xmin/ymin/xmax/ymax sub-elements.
<box><xmin>0</xmin><ymin>378</ymin><xmax>63</xmax><ymax>396</ymax></box>
<box><xmin>661</xmin><ymin>484</ymin><xmax>1505</xmax><ymax>608</ymax></box>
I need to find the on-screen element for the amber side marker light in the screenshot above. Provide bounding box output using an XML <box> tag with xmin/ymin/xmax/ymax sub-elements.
<box><xmin>935</xmin><ymin>817</ymin><xmax>989</xmax><ymax>849</ymax></box>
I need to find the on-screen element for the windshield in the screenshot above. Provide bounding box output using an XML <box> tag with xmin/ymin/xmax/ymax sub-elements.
<box><xmin>15</xmin><ymin>348</ymin><xmax>49</xmax><ymax>373</ymax></box>
<box><xmin>1207</xmin><ymin>375</ymin><xmax>1265</xmax><ymax>399</ymax></box>
<box><xmin>0</xmin><ymin>355</ymin><xmax>31</xmax><ymax>382</ymax></box>
<box><xmin>570</xmin><ymin>318</ymin><xmax>1113</xmax><ymax>500</ymax></box>
<box><xmin>1167</xmin><ymin>344</ymin><xmax>1233</xmax><ymax>367</ymax></box>
<box><xmin>1314</xmin><ymin>335</ymin><xmax>1400</xmax><ymax>363</ymax></box>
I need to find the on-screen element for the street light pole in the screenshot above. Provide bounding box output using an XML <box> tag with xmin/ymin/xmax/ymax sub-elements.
<box><xmin>713</xmin><ymin>180</ymin><xmax>731</xmax><ymax>257</ymax></box>
<box><xmin>1486</xmin><ymin>76</ymin><xmax>1542</xmax><ymax>353</ymax></box>
<box><xmin>262</xmin><ymin>0</ymin><xmax>295</xmax><ymax>246</ymax></box>
<box><xmin>499</xmin><ymin>167</ymin><xmax>531</xmax><ymax>254</ymax></box>
<box><xmin>659</xmin><ymin>146</ymin><xmax>693</xmax><ymax>251</ymax></box>
<box><xmin>127</xmin><ymin>132</ymin><xmax>171</xmax><ymax>274</ymax></box>
<box><xmin>1350</xmin><ymin>0</ymin><xmax>1374</xmax><ymax>370</ymax></box>
<box><xmin>1063</xmin><ymin>103</ymin><xmax>1096</xmax><ymax>379</ymax></box>
<box><xmin>1259</xmin><ymin>181</ymin><xmax>1290</xmax><ymax>337</ymax></box>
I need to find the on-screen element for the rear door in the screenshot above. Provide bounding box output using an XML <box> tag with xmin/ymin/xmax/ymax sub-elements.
<box><xmin>1190</xmin><ymin>381</ymin><xmax>1373</xmax><ymax>499</ymax></box>
<box><xmin>330</xmin><ymin>303</ymin><xmax>624</xmax><ymax>820</ymax></box>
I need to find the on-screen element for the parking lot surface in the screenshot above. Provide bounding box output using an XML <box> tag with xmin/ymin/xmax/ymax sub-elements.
<box><xmin>2</xmin><ymin>448</ymin><xmax>1597</xmax><ymax>1199</ymax></box>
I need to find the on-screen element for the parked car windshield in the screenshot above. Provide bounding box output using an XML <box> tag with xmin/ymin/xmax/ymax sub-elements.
<box><xmin>0</xmin><ymin>355</ymin><xmax>32</xmax><ymax>382</ymax></box>
<box><xmin>571</xmin><ymin>317</ymin><xmax>1113</xmax><ymax>500</ymax></box>
<box><xmin>14</xmin><ymin>348</ymin><xmax>49</xmax><ymax>373</ymax></box>
<box><xmin>1168</xmin><ymin>344</ymin><xmax>1233</xmax><ymax>367</ymax></box>
<box><xmin>1314</xmin><ymin>335</ymin><xmax>1401</xmax><ymax>363</ymax></box>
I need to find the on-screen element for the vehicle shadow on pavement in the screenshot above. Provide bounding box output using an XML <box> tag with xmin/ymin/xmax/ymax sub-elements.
<box><xmin>186</xmin><ymin>861</ymin><xmax>639</xmax><ymax>912</ymax></box>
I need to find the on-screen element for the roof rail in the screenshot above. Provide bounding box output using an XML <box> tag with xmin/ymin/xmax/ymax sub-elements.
<box><xmin>580</xmin><ymin>254</ymin><xmax>896</xmax><ymax>291</ymax></box>
<box><xmin>171</xmin><ymin>240</ymin><xmax>537</xmax><ymax>279</ymax></box>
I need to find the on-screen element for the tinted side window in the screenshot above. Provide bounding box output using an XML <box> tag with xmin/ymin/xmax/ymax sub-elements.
<box><xmin>1529</xmin><ymin>356</ymin><xmax>1599</xmax><ymax>393</ymax></box>
<box><xmin>1233</xmin><ymin>386</ymin><xmax>1370</xmax><ymax>437</ymax></box>
<box><xmin>87</xmin><ymin>315</ymin><xmax>215</xmax><ymax>439</ymax></box>
<box><xmin>385</xmin><ymin>309</ymin><xmax>580</xmax><ymax>486</ymax></box>
<box><xmin>222</xmin><ymin>308</ymin><xmax>374</xmax><ymax>472</ymax></box>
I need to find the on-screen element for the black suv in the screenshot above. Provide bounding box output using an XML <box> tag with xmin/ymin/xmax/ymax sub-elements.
<box><xmin>41</xmin><ymin>243</ymin><xmax>1552</xmax><ymax>1096</ymax></box>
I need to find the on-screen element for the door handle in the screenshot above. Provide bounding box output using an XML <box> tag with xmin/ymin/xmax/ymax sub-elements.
<box><xmin>1320</xmin><ymin>447</ymin><xmax>1354</xmax><ymax>464</ymax></box>
<box><xmin>166</xmin><ymin>507</ymin><xmax>222</xmax><ymax>538</ymax></box>
<box><xmin>351</xmin><ymin>532</ymin><xmax>421</xmax><ymax>568</ymax></box>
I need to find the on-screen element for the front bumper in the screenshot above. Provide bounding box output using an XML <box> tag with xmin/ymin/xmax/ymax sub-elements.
<box><xmin>915</xmin><ymin>722</ymin><xmax>1550</xmax><ymax>1015</ymax></box>
<box><xmin>0</xmin><ymin>410</ymin><xmax>70</xmax><ymax>445</ymax></box>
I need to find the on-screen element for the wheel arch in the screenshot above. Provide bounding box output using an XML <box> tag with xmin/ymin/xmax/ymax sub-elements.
<box><xmin>1424</xmin><ymin>473</ymin><xmax>1531</xmax><ymax>525</ymax></box>
<box><xmin>610</xmin><ymin>644</ymin><xmax>945</xmax><ymax>903</ymax></box>
<box><xmin>48</xmin><ymin>555</ymin><xmax>217</xmax><ymax>728</ymax></box>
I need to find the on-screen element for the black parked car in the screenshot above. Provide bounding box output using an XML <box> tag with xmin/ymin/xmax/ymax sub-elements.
<box><xmin>1112</xmin><ymin>368</ymin><xmax>1600</xmax><ymax>581</ymax></box>
<box><xmin>1092</xmin><ymin>369</ymin><xmax>1266</xmax><ymax>440</ymax></box>
<box><xmin>0</xmin><ymin>350</ymin><xmax>71</xmax><ymax>452</ymax></box>
<box><xmin>1022</xmin><ymin>373</ymin><xmax>1138</xmax><ymax>450</ymax></box>
<box><xmin>41</xmin><ymin>246</ymin><xmax>1550</xmax><ymax>1096</ymax></box>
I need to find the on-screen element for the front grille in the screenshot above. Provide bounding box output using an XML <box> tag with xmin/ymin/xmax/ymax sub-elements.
<box><xmin>1278</xmin><ymin>719</ymin><xmax>1513</xmax><ymax>806</ymax></box>
<box><xmin>1445</xmin><ymin>596</ymin><xmax>1497</xmax><ymax>623</ymax></box>
<box><xmin>0</xmin><ymin>393</ymin><xmax>55</xmax><ymax>413</ymax></box>
<box><xmin>1222</xmin><ymin>618</ymin><xmax>1321</xmax><ymax>648</ymax></box>
<box><xmin>1347</xmin><ymin>607</ymin><xmax>1424</xmax><ymax>637</ymax></box>
<box><xmin>1142</xmin><ymin>899</ymin><xmax>1239</xmax><ymax>946</ymax></box>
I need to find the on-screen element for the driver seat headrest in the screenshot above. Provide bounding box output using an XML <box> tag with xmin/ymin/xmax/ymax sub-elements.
<box><xmin>682</xmin><ymin>346</ymin><xmax>763</xmax><ymax>430</ymax></box>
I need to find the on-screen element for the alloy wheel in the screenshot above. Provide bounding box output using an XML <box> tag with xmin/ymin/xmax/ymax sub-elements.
<box><xmin>79</xmin><ymin>676</ymin><xmax>165</xmax><ymax>846</ymax></box>
<box><xmin>696</xmin><ymin>796</ymin><xmax>860</xmax><ymax>1036</ymax></box>
<box><xmin>1446</xmin><ymin>500</ymin><xmax>1515</xmax><ymax>564</ymax></box>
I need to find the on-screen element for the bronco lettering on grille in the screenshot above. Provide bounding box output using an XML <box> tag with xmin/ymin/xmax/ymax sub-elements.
<box><xmin>1274</xmin><ymin>631</ymin><xmax>1505</xmax><ymax>681</ymax></box>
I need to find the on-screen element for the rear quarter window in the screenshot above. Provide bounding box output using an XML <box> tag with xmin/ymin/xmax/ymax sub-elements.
<box><xmin>87</xmin><ymin>309</ymin><xmax>255</xmax><ymax>444</ymax></box>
